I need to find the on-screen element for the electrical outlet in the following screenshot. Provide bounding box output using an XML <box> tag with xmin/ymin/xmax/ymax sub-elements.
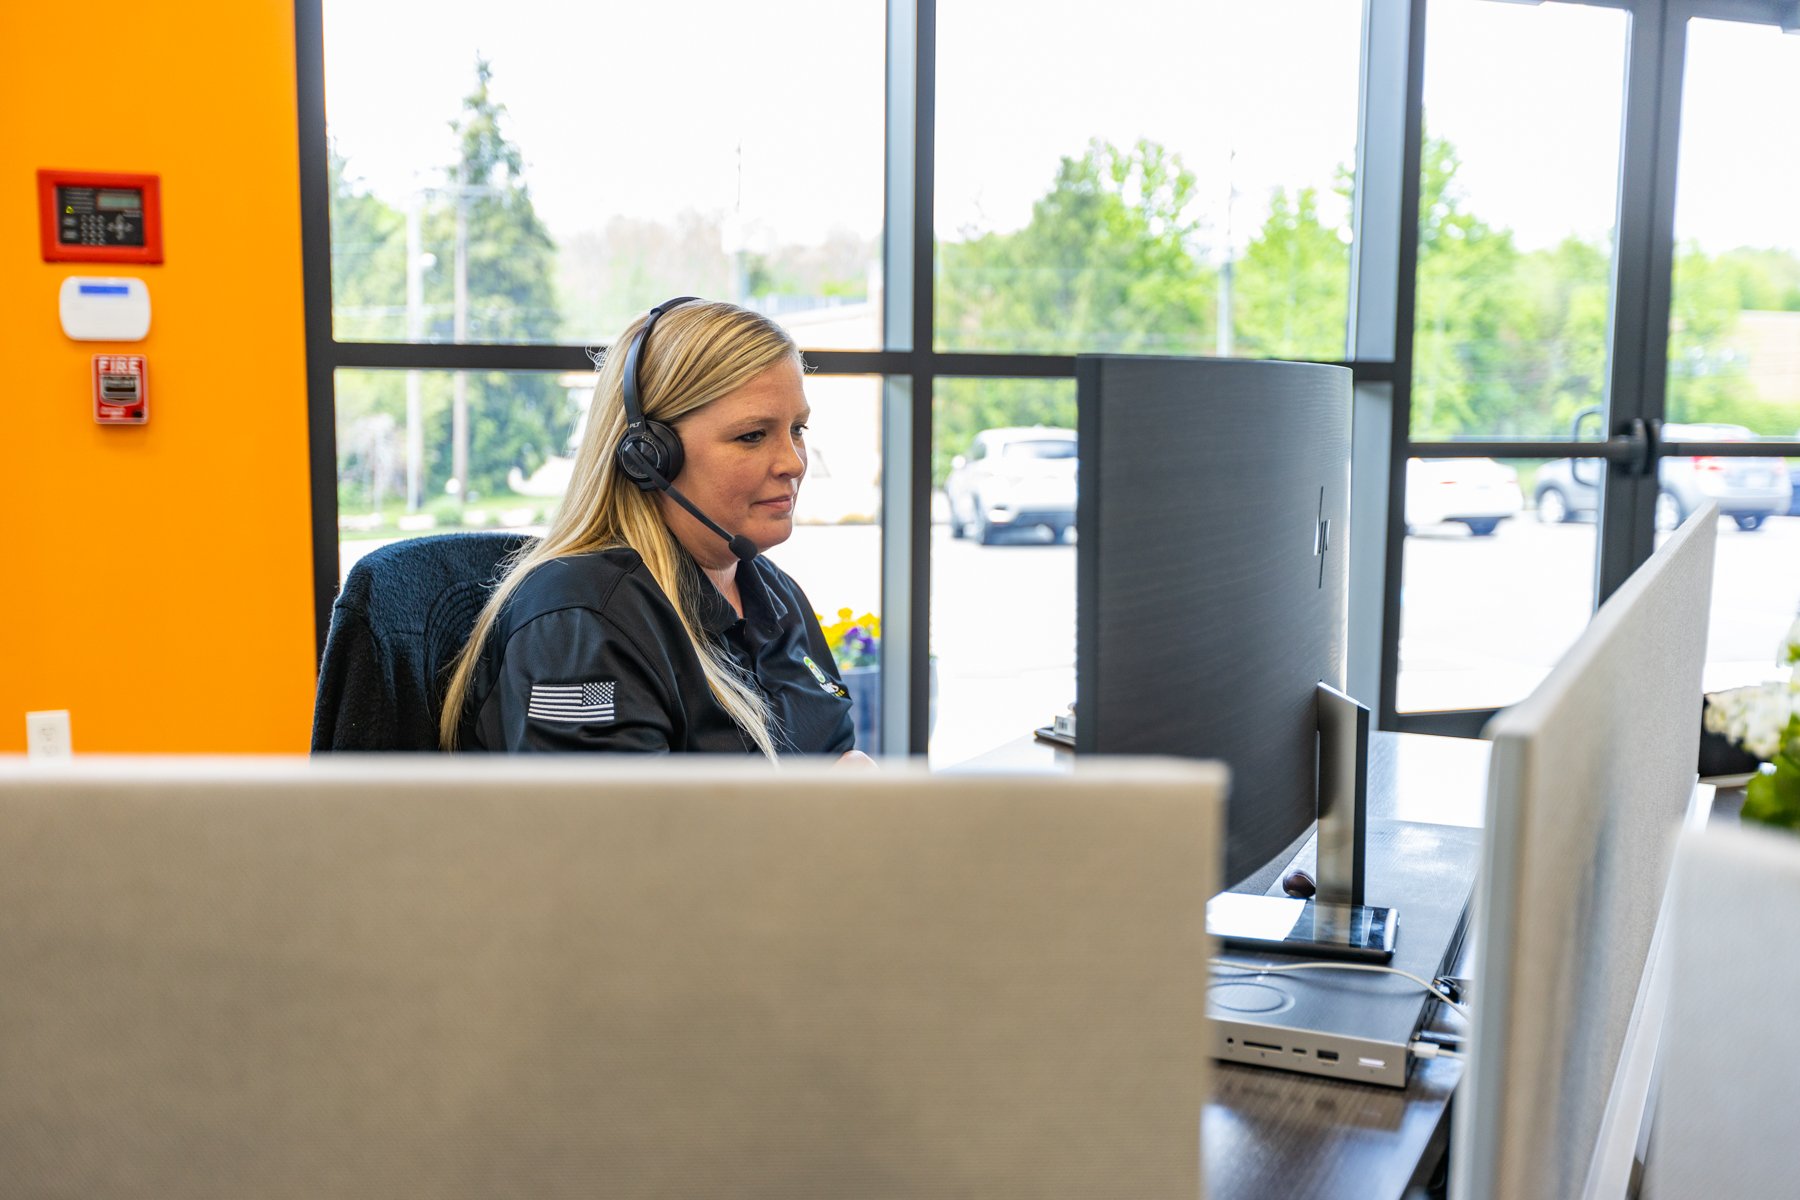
<box><xmin>25</xmin><ymin>710</ymin><xmax>72</xmax><ymax>760</ymax></box>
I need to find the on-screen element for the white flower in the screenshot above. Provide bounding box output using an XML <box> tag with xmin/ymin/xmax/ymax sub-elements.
<box><xmin>1705</xmin><ymin>682</ymin><xmax>1795</xmax><ymax>760</ymax></box>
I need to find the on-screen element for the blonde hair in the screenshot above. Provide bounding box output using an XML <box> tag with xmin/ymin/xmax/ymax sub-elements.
<box><xmin>438</xmin><ymin>300</ymin><xmax>799</xmax><ymax>756</ymax></box>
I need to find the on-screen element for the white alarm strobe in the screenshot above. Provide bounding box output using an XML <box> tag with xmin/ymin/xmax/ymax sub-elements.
<box><xmin>59</xmin><ymin>276</ymin><xmax>151</xmax><ymax>342</ymax></box>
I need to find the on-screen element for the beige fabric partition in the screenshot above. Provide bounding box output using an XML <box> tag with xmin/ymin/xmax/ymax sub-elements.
<box><xmin>1642</xmin><ymin>823</ymin><xmax>1800</xmax><ymax>1197</ymax></box>
<box><xmin>0</xmin><ymin>757</ymin><xmax>1222</xmax><ymax>1199</ymax></box>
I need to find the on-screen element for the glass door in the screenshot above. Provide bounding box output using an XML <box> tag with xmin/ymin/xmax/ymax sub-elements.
<box><xmin>1394</xmin><ymin>0</ymin><xmax>1632</xmax><ymax>725</ymax></box>
<box><xmin>1655</xmin><ymin>4</ymin><xmax>1800</xmax><ymax>693</ymax></box>
<box><xmin>1390</xmin><ymin>0</ymin><xmax>1800</xmax><ymax>732</ymax></box>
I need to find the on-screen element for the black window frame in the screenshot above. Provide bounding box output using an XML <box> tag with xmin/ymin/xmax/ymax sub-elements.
<box><xmin>295</xmin><ymin>0</ymin><xmax>1800</xmax><ymax>750</ymax></box>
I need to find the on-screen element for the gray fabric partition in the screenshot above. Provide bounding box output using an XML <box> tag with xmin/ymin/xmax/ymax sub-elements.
<box><xmin>1453</xmin><ymin>509</ymin><xmax>1716</xmax><ymax>1200</ymax></box>
<box><xmin>1642</xmin><ymin>823</ymin><xmax>1800</xmax><ymax>1197</ymax></box>
<box><xmin>0</xmin><ymin>757</ymin><xmax>1221</xmax><ymax>1199</ymax></box>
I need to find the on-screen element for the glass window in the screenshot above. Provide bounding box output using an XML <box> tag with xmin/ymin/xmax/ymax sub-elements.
<box><xmin>323</xmin><ymin>1</ymin><xmax>885</xmax><ymax>347</ymax></box>
<box><xmin>335</xmin><ymin>367</ymin><xmax>882</xmax><ymax>601</ymax></box>
<box><xmin>932</xmin><ymin>378</ymin><xmax>1078</xmax><ymax>766</ymax></box>
<box><xmin>1412</xmin><ymin>0</ymin><xmax>1628</xmax><ymax>441</ymax></box>
<box><xmin>934</xmin><ymin>0</ymin><xmax>1361</xmax><ymax>358</ymax></box>
<box><xmin>334</xmin><ymin>366</ymin><xmax>574</xmax><ymax>580</ymax></box>
<box><xmin>1397</xmin><ymin>458</ymin><xmax>1598</xmax><ymax>713</ymax></box>
<box><xmin>1667</xmin><ymin>19</ymin><xmax>1800</xmax><ymax>438</ymax></box>
<box><xmin>1663</xmin><ymin>18</ymin><xmax>1800</xmax><ymax>694</ymax></box>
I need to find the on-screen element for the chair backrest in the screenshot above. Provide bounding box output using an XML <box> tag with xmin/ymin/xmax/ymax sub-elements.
<box><xmin>311</xmin><ymin>532</ymin><xmax>534</xmax><ymax>750</ymax></box>
<box><xmin>0</xmin><ymin>755</ymin><xmax>1224</xmax><ymax>1199</ymax></box>
<box><xmin>1641</xmin><ymin>822</ymin><xmax>1800</xmax><ymax>1197</ymax></box>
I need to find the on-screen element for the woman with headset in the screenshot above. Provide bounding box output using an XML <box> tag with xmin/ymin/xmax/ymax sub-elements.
<box><xmin>439</xmin><ymin>298</ymin><xmax>869</xmax><ymax>762</ymax></box>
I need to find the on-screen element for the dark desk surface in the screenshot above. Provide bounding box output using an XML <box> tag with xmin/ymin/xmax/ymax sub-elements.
<box><xmin>957</xmin><ymin>730</ymin><xmax>1492</xmax><ymax>1200</ymax></box>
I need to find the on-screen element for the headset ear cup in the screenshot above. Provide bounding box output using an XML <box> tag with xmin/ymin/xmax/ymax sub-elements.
<box><xmin>617</xmin><ymin>421</ymin><xmax>685</xmax><ymax>491</ymax></box>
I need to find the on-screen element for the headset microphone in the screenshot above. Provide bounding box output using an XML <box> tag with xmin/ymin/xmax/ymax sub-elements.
<box><xmin>623</xmin><ymin>444</ymin><xmax>760</xmax><ymax>563</ymax></box>
<box><xmin>615</xmin><ymin>295</ymin><xmax>760</xmax><ymax>564</ymax></box>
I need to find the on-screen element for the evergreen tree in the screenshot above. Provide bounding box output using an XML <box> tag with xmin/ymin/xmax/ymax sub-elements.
<box><xmin>419</xmin><ymin>57</ymin><xmax>572</xmax><ymax>499</ymax></box>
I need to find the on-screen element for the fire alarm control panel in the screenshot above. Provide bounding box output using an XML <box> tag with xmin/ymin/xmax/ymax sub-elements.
<box><xmin>39</xmin><ymin>170</ymin><xmax>163</xmax><ymax>264</ymax></box>
<box><xmin>93</xmin><ymin>355</ymin><xmax>148</xmax><ymax>424</ymax></box>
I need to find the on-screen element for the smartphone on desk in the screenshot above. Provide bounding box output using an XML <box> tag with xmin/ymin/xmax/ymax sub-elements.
<box><xmin>1207</xmin><ymin>893</ymin><xmax>1397</xmax><ymax>963</ymax></box>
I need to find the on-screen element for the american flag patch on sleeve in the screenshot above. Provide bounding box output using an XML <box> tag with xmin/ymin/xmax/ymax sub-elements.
<box><xmin>527</xmin><ymin>681</ymin><xmax>617</xmax><ymax>724</ymax></box>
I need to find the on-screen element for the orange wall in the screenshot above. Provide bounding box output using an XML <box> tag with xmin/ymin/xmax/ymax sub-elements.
<box><xmin>1</xmin><ymin>1</ymin><xmax>317</xmax><ymax>752</ymax></box>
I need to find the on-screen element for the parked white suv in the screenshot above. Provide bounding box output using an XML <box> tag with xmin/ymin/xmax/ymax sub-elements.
<box><xmin>945</xmin><ymin>427</ymin><xmax>1078</xmax><ymax>544</ymax></box>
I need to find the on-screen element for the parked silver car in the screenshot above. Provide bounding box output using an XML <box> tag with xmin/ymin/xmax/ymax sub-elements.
<box><xmin>945</xmin><ymin>427</ymin><xmax>1078</xmax><ymax>544</ymax></box>
<box><xmin>1534</xmin><ymin>421</ymin><xmax>1791</xmax><ymax>532</ymax></box>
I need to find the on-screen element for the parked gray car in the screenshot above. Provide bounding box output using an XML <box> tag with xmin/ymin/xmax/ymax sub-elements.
<box><xmin>1533</xmin><ymin>421</ymin><xmax>1791</xmax><ymax>532</ymax></box>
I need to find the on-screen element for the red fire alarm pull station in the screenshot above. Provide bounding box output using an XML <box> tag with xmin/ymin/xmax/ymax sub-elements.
<box><xmin>39</xmin><ymin>170</ymin><xmax>163</xmax><ymax>264</ymax></box>
<box><xmin>93</xmin><ymin>355</ymin><xmax>149</xmax><ymax>424</ymax></box>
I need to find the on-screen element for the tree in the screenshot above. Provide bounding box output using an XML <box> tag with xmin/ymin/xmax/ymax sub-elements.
<box><xmin>1666</xmin><ymin>242</ymin><xmax>1766</xmax><ymax>428</ymax></box>
<box><xmin>1232</xmin><ymin>184</ymin><xmax>1351</xmax><ymax>361</ymax></box>
<box><xmin>1513</xmin><ymin>236</ymin><xmax>1611</xmax><ymax>435</ymax></box>
<box><xmin>417</xmin><ymin>57</ymin><xmax>572</xmax><ymax>499</ymax></box>
<box><xmin>933</xmin><ymin>139</ymin><xmax>1218</xmax><ymax>480</ymax></box>
<box><xmin>1409</xmin><ymin>131</ymin><xmax>1532</xmax><ymax>438</ymax></box>
<box><xmin>328</xmin><ymin>143</ymin><xmax>406</xmax><ymax>341</ymax></box>
<box><xmin>939</xmin><ymin>138</ymin><xmax>1216</xmax><ymax>357</ymax></box>
<box><xmin>328</xmin><ymin>144</ymin><xmax>408</xmax><ymax>510</ymax></box>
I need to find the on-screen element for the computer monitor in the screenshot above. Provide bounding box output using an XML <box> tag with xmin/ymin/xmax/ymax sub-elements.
<box><xmin>0</xmin><ymin>756</ymin><xmax>1223</xmax><ymax>1199</ymax></box>
<box><xmin>1075</xmin><ymin>354</ymin><xmax>1352</xmax><ymax>889</ymax></box>
<box><xmin>1451</xmin><ymin>507</ymin><xmax>1717</xmax><ymax>1200</ymax></box>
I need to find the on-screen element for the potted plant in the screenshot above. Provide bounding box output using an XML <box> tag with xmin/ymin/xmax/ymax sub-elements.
<box><xmin>1704</xmin><ymin>608</ymin><xmax>1800</xmax><ymax>831</ymax></box>
<box><xmin>817</xmin><ymin>609</ymin><xmax>935</xmax><ymax>755</ymax></box>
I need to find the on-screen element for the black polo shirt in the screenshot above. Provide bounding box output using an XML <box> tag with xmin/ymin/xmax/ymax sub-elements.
<box><xmin>461</xmin><ymin>546</ymin><xmax>856</xmax><ymax>755</ymax></box>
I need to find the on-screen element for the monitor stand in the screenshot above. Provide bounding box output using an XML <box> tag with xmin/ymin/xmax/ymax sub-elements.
<box><xmin>1205</xmin><ymin>682</ymin><xmax>1399</xmax><ymax>962</ymax></box>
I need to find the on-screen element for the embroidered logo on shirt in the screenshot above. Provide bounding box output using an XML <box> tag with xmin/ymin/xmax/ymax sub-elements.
<box><xmin>528</xmin><ymin>681</ymin><xmax>617</xmax><ymax>723</ymax></box>
<box><xmin>802</xmin><ymin>655</ymin><xmax>849</xmax><ymax>699</ymax></box>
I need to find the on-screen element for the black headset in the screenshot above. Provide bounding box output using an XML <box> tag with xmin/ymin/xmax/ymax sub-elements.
<box><xmin>616</xmin><ymin>294</ymin><xmax>699</xmax><ymax>491</ymax></box>
<box><xmin>613</xmin><ymin>295</ymin><xmax>760</xmax><ymax>562</ymax></box>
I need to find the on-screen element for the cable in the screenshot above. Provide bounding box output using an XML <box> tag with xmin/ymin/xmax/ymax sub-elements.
<box><xmin>1409</xmin><ymin>1041</ymin><xmax>1464</xmax><ymax>1060</ymax></box>
<box><xmin>1209</xmin><ymin>956</ymin><xmax>1472</xmax><ymax>1022</ymax></box>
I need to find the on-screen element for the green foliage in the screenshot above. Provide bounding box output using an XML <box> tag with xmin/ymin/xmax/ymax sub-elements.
<box><xmin>327</xmin><ymin>94</ymin><xmax>1800</xmax><ymax>501</ymax></box>
<box><xmin>330</xmin><ymin>58</ymin><xmax>574</xmax><ymax>509</ymax></box>
<box><xmin>328</xmin><ymin>145</ymin><xmax>407</xmax><ymax>341</ymax></box>
<box><xmin>1412</xmin><ymin>132</ymin><xmax>1534</xmax><ymax>437</ymax></box>
<box><xmin>1714</xmin><ymin>247</ymin><xmax>1800</xmax><ymax>313</ymax></box>
<box><xmin>1743</xmin><ymin>713</ymin><xmax>1800</xmax><ymax>832</ymax></box>
<box><xmin>933</xmin><ymin>378</ymin><xmax>1075</xmax><ymax>486</ymax></box>
<box><xmin>933</xmin><ymin>139</ymin><xmax>1214</xmax><ymax>477</ymax></box>
<box><xmin>1233</xmin><ymin>185</ymin><xmax>1350</xmax><ymax>361</ymax></box>
<box><xmin>1665</xmin><ymin>242</ymin><xmax>1770</xmax><ymax>429</ymax></box>
<box><xmin>936</xmin><ymin>138</ymin><xmax>1217</xmax><ymax>357</ymax></box>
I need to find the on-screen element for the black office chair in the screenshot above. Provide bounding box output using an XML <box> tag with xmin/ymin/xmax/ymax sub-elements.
<box><xmin>311</xmin><ymin>532</ymin><xmax>536</xmax><ymax>751</ymax></box>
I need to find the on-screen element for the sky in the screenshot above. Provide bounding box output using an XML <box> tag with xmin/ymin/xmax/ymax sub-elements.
<box><xmin>321</xmin><ymin>0</ymin><xmax>1800</xmax><ymax>259</ymax></box>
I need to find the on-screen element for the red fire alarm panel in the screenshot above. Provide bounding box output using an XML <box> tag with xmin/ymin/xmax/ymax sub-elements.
<box><xmin>40</xmin><ymin>170</ymin><xmax>163</xmax><ymax>264</ymax></box>
<box><xmin>93</xmin><ymin>354</ymin><xmax>149</xmax><ymax>424</ymax></box>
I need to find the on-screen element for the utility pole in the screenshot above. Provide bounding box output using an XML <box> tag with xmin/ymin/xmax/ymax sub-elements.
<box><xmin>404</xmin><ymin>194</ymin><xmax>425</xmax><ymax>511</ymax></box>
<box><xmin>451</xmin><ymin>160</ymin><xmax>470</xmax><ymax>510</ymax></box>
<box><xmin>1216</xmin><ymin>149</ymin><xmax>1237</xmax><ymax>358</ymax></box>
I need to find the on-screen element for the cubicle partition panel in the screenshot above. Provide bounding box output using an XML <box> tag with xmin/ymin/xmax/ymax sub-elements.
<box><xmin>1453</xmin><ymin>510</ymin><xmax>1717</xmax><ymax>1200</ymax></box>
<box><xmin>1641</xmin><ymin>823</ymin><xmax>1800</xmax><ymax>1197</ymax></box>
<box><xmin>0</xmin><ymin>757</ymin><xmax>1222</xmax><ymax>1200</ymax></box>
